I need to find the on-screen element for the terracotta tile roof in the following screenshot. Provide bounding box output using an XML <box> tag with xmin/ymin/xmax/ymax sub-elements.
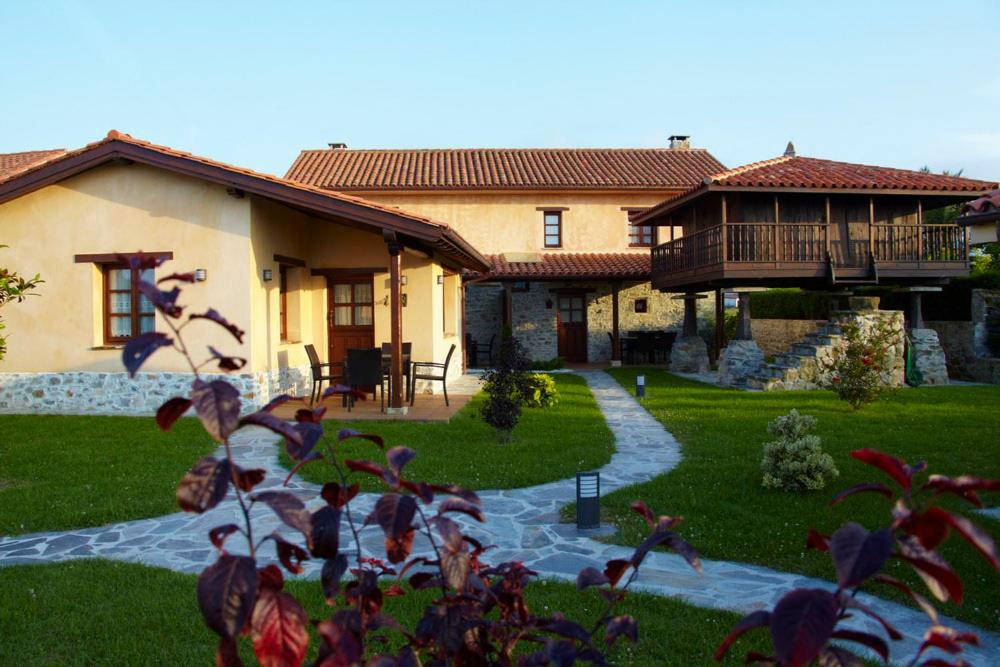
<box><xmin>0</xmin><ymin>149</ymin><xmax>65</xmax><ymax>180</ymax></box>
<box><xmin>958</xmin><ymin>189</ymin><xmax>1000</xmax><ymax>225</ymax></box>
<box><xmin>478</xmin><ymin>252</ymin><xmax>650</xmax><ymax>280</ymax></box>
<box><xmin>285</xmin><ymin>147</ymin><xmax>726</xmax><ymax>191</ymax></box>
<box><xmin>0</xmin><ymin>131</ymin><xmax>489</xmax><ymax>271</ymax></box>
<box><xmin>634</xmin><ymin>155</ymin><xmax>999</xmax><ymax>225</ymax></box>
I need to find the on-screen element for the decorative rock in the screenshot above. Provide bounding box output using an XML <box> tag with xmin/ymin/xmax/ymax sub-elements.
<box><xmin>909</xmin><ymin>328</ymin><xmax>949</xmax><ymax>385</ymax></box>
<box><xmin>670</xmin><ymin>336</ymin><xmax>710</xmax><ymax>373</ymax></box>
<box><xmin>718</xmin><ymin>340</ymin><xmax>764</xmax><ymax>387</ymax></box>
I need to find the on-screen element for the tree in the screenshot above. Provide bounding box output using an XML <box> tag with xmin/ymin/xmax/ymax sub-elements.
<box><xmin>0</xmin><ymin>245</ymin><xmax>42</xmax><ymax>361</ymax></box>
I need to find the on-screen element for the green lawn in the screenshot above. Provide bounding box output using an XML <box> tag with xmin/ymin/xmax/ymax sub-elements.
<box><xmin>283</xmin><ymin>374</ymin><xmax>615</xmax><ymax>490</ymax></box>
<box><xmin>601</xmin><ymin>369</ymin><xmax>1000</xmax><ymax>631</ymax></box>
<box><xmin>0</xmin><ymin>559</ymin><xmax>771</xmax><ymax>665</ymax></box>
<box><xmin>0</xmin><ymin>415</ymin><xmax>214</xmax><ymax>536</ymax></box>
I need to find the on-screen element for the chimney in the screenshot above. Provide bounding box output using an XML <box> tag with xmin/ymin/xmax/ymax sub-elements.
<box><xmin>784</xmin><ymin>141</ymin><xmax>796</xmax><ymax>157</ymax></box>
<box><xmin>328</xmin><ymin>142</ymin><xmax>347</xmax><ymax>149</ymax></box>
<box><xmin>668</xmin><ymin>135</ymin><xmax>691</xmax><ymax>150</ymax></box>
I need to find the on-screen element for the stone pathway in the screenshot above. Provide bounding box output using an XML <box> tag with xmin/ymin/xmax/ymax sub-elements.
<box><xmin>1</xmin><ymin>370</ymin><xmax>997</xmax><ymax>664</ymax></box>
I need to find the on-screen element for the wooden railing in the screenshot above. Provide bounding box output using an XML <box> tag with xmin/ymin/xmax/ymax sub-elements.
<box><xmin>726</xmin><ymin>223</ymin><xmax>828</xmax><ymax>263</ymax></box>
<box><xmin>872</xmin><ymin>224</ymin><xmax>968</xmax><ymax>263</ymax></box>
<box><xmin>651</xmin><ymin>222</ymin><xmax>968</xmax><ymax>277</ymax></box>
<box><xmin>651</xmin><ymin>224</ymin><xmax>722</xmax><ymax>275</ymax></box>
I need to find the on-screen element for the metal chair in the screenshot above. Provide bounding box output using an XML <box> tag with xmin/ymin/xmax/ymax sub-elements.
<box><xmin>409</xmin><ymin>344</ymin><xmax>456</xmax><ymax>407</ymax></box>
<box><xmin>345</xmin><ymin>348</ymin><xmax>386</xmax><ymax>412</ymax></box>
<box><xmin>466</xmin><ymin>333</ymin><xmax>495</xmax><ymax>367</ymax></box>
<box><xmin>304</xmin><ymin>344</ymin><xmax>344</xmax><ymax>406</ymax></box>
<box><xmin>380</xmin><ymin>342</ymin><xmax>412</xmax><ymax>401</ymax></box>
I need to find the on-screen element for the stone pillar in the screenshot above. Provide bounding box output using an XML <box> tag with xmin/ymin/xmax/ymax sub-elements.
<box><xmin>898</xmin><ymin>287</ymin><xmax>948</xmax><ymax>386</ymax></box>
<box><xmin>718</xmin><ymin>291</ymin><xmax>764</xmax><ymax>387</ymax></box>
<box><xmin>610</xmin><ymin>282</ymin><xmax>621</xmax><ymax>367</ymax></box>
<box><xmin>669</xmin><ymin>294</ymin><xmax>709</xmax><ymax>373</ymax></box>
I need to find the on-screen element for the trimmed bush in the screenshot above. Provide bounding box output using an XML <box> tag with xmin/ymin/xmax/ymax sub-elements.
<box><xmin>530</xmin><ymin>356</ymin><xmax>565</xmax><ymax>370</ymax></box>
<box><xmin>519</xmin><ymin>373</ymin><xmax>559</xmax><ymax>408</ymax></box>
<box><xmin>761</xmin><ymin>410</ymin><xmax>838</xmax><ymax>492</ymax></box>
<box><xmin>749</xmin><ymin>289</ymin><xmax>831</xmax><ymax>320</ymax></box>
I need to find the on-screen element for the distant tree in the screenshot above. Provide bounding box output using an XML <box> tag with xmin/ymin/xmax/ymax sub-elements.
<box><xmin>0</xmin><ymin>245</ymin><xmax>43</xmax><ymax>361</ymax></box>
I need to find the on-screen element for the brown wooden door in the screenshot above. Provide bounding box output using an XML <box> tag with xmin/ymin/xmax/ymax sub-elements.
<box><xmin>327</xmin><ymin>276</ymin><xmax>375</xmax><ymax>365</ymax></box>
<box><xmin>557</xmin><ymin>293</ymin><xmax>587</xmax><ymax>362</ymax></box>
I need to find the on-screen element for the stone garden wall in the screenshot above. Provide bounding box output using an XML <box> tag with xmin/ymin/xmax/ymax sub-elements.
<box><xmin>465</xmin><ymin>284</ymin><xmax>504</xmax><ymax>358</ymax></box>
<box><xmin>750</xmin><ymin>319</ymin><xmax>825</xmax><ymax>357</ymax></box>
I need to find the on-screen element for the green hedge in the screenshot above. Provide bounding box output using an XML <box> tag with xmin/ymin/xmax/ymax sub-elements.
<box><xmin>748</xmin><ymin>289</ymin><xmax>831</xmax><ymax>320</ymax></box>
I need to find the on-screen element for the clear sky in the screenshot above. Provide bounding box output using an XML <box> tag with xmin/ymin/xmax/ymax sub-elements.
<box><xmin>2</xmin><ymin>0</ymin><xmax>997</xmax><ymax>179</ymax></box>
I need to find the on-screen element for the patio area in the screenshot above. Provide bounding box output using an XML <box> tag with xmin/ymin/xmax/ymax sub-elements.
<box><xmin>271</xmin><ymin>373</ymin><xmax>481</xmax><ymax>422</ymax></box>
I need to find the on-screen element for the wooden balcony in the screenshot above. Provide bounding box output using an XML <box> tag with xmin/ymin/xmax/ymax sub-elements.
<box><xmin>651</xmin><ymin>222</ymin><xmax>969</xmax><ymax>291</ymax></box>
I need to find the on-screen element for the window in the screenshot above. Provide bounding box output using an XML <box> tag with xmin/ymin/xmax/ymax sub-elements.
<box><xmin>103</xmin><ymin>264</ymin><xmax>155</xmax><ymax>343</ymax></box>
<box><xmin>332</xmin><ymin>281</ymin><xmax>374</xmax><ymax>326</ymax></box>
<box><xmin>510</xmin><ymin>280</ymin><xmax>530</xmax><ymax>293</ymax></box>
<box><xmin>279</xmin><ymin>265</ymin><xmax>289</xmax><ymax>342</ymax></box>
<box><xmin>543</xmin><ymin>211</ymin><xmax>562</xmax><ymax>248</ymax></box>
<box><xmin>629</xmin><ymin>221</ymin><xmax>656</xmax><ymax>247</ymax></box>
<box><xmin>634</xmin><ymin>298</ymin><xmax>648</xmax><ymax>314</ymax></box>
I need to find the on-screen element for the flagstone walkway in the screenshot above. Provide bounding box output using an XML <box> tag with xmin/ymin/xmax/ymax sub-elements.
<box><xmin>0</xmin><ymin>370</ymin><xmax>996</xmax><ymax>664</ymax></box>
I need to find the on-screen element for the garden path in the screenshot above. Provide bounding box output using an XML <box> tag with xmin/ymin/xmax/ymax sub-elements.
<box><xmin>0</xmin><ymin>371</ymin><xmax>996</xmax><ymax>664</ymax></box>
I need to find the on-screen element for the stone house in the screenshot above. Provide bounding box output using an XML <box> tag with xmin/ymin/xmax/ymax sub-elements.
<box><xmin>284</xmin><ymin>136</ymin><xmax>725</xmax><ymax>364</ymax></box>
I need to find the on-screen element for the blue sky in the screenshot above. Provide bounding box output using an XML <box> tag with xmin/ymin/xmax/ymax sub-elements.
<box><xmin>2</xmin><ymin>1</ymin><xmax>998</xmax><ymax>179</ymax></box>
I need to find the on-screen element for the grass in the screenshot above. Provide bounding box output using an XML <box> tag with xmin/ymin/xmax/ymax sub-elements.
<box><xmin>0</xmin><ymin>415</ymin><xmax>214</xmax><ymax>536</ymax></box>
<box><xmin>0</xmin><ymin>559</ymin><xmax>773</xmax><ymax>665</ymax></box>
<box><xmin>283</xmin><ymin>374</ymin><xmax>614</xmax><ymax>491</ymax></box>
<box><xmin>600</xmin><ymin>369</ymin><xmax>1000</xmax><ymax>631</ymax></box>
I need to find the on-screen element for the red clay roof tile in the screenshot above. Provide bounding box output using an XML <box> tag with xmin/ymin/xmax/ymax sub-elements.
<box><xmin>480</xmin><ymin>253</ymin><xmax>650</xmax><ymax>280</ymax></box>
<box><xmin>285</xmin><ymin>148</ymin><xmax>726</xmax><ymax>191</ymax></box>
<box><xmin>0</xmin><ymin>149</ymin><xmax>66</xmax><ymax>180</ymax></box>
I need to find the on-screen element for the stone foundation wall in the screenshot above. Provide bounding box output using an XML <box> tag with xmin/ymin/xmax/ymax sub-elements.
<box><xmin>0</xmin><ymin>365</ymin><xmax>314</xmax><ymax>416</ymax></box>
<box><xmin>923</xmin><ymin>289</ymin><xmax>1000</xmax><ymax>383</ymax></box>
<box><xmin>750</xmin><ymin>320</ymin><xmax>825</xmax><ymax>357</ymax></box>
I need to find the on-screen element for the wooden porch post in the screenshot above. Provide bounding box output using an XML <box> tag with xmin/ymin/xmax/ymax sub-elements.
<box><xmin>384</xmin><ymin>232</ymin><xmax>404</xmax><ymax>411</ymax></box>
<box><xmin>611</xmin><ymin>281</ymin><xmax>621</xmax><ymax>364</ymax></box>
<box><xmin>917</xmin><ymin>199</ymin><xmax>924</xmax><ymax>264</ymax></box>
<box><xmin>714</xmin><ymin>287</ymin><xmax>725</xmax><ymax>361</ymax></box>
<box><xmin>503</xmin><ymin>283</ymin><xmax>513</xmax><ymax>335</ymax></box>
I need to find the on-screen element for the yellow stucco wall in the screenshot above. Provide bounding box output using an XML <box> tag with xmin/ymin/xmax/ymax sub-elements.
<box><xmin>353</xmin><ymin>191</ymin><xmax>684</xmax><ymax>254</ymax></box>
<box><xmin>0</xmin><ymin>163</ymin><xmax>464</xmax><ymax>383</ymax></box>
<box><xmin>0</xmin><ymin>162</ymin><xmax>252</xmax><ymax>373</ymax></box>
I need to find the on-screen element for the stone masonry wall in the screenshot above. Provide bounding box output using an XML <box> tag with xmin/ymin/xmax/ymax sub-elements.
<box><xmin>464</xmin><ymin>284</ymin><xmax>504</xmax><ymax>356</ymax></box>
<box><xmin>751</xmin><ymin>320</ymin><xmax>825</xmax><ymax>357</ymax></box>
<box><xmin>923</xmin><ymin>289</ymin><xmax>1000</xmax><ymax>384</ymax></box>
<box><xmin>0</xmin><ymin>365</ymin><xmax>314</xmax><ymax>416</ymax></box>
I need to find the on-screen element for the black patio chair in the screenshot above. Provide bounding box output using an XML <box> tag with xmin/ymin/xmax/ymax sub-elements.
<box><xmin>380</xmin><ymin>342</ymin><xmax>412</xmax><ymax>400</ymax></box>
<box><xmin>409</xmin><ymin>343</ymin><xmax>457</xmax><ymax>407</ymax></box>
<box><xmin>345</xmin><ymin>347</ymin><xmax>386</xmax><ymax>412</ymax></box>
<box><xmin>305</xmin><ymin>344</ymin><xmax>344</xmax><ymax>406</ymax></box>
<box><xmin>466</xmin><ymin>333</ymin><xmax>495</xmax><ymax>367</ymax></box>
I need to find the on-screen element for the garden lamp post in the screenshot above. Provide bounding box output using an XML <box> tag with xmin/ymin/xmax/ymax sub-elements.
<box><xmin>576</xmin><ymin>472</ymin><xmax>600</xmax><ymax>530</ymax></box>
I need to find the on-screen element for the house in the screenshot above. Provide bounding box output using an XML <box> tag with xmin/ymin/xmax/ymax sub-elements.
<box><xmin>285</xmin><ymin>136</ymin><xmax>726</xmax><ymax>364</ymax></box>
<box><xmin>956</xmin><ymin>189</ymin><xmax>1000</xmax><ymax>245</ymax></box>
<box><xmin>0</xmin><ymin>131</ymin><xmax>487</xmax><ymax>414</ymax></box>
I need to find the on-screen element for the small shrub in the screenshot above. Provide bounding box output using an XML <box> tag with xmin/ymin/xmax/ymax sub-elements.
<box><xmin>530</xmin><ymin>356</ymin><xmax>565</xmax><ymax>371</ymax></box>
<box><xmin>761</xmin><ymin>410</ymin><xmax>838</xmax><ymax>492</ymax></box>
<box><xmin>825</xmin><ymin>317</ymin><xmax>900</xmax><ymax>410</ymax></box>
<box><xmin>749</xmin><ymin>288</ymin><xmax>831</xmax><ymax>320</ymax></box>
<box><xmin>480</xmin><ymin>335</ymin><xmax>531</xmax><ymax>442</ymax></box>
<box><xmin>519</xmin><ymin>373</ymin><xmax>559</xmax><ymax>408</ymax></box>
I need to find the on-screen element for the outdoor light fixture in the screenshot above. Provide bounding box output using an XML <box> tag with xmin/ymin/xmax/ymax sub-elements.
<box><xmin>194</xmin><ymin>268</ymin><xmax>207</xmax><ymax>282</ymax></box>
<box><xmin>401</xmin><ymin>275</ymin><xmax>408</xmax><ymax>286</ymax></box>
<box><xmin>262</xmin><ymin>268</ymin><xmax>273</xmax><ymax>282</ymax></box>
<box><xmin>545</xmin><ymin>298</ymin><xmax>553</xmax><ymax>309</ymax></box>
<box><xmin>576</xmin><ymin>472</ymin><xmax>600</xmax><ymax>530</ymax></box>
<box><xmin>401</xmin><ymin>294</ymin><xmax>408</xmax><ymax>307</ymax></box>
<box><xmin>636</xmin><ymin>374</ymin><xmax>646</xmax><ymax>398</ymax></box>
<box><xmin>437</xmin><ymin>275</ymin><xmax>444</xmax><ymax>285</ymax></box>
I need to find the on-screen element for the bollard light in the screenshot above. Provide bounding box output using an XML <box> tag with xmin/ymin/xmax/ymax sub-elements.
<box><xmin>194</xmin><ymin>268</ymin><xmax>207</xmax><ymax>282</ymax></box>
<box><xmin>576</xmin><ymin>471</ymin><xmax>600</xmax><ymax>530</ymax></box>
<box><xmin>636</xmin><ymin>374</ymin><xmax>646</xmax><ymax>398</ymax></box>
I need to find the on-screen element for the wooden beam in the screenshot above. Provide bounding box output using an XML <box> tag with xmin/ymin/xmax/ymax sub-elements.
<box><xmin>611</xmin><ymin>282</ymin><xmax>621</xmax><ymax>363</ymax></box>
<box><xmin>721</xmin><ymin>195</ymin><xmax>728</xmax><ymax>262</ymax></box>
<box><xmin>714</xmin><ymin>287</ymin><xmax>725</xmax><ymax>362</ymax></box>
<box><xmin>310</xmin><ymin>267</ymin><xmax>387</xmax><ymax>277</ymax></box>
<box><xmin>824</xmin><ymin>196</ymin><xmax>832</xmax><ymax>259</ymax></box>
<box><xmin>273</xmin><ymin>254</ymin><xmax>306</xmax><ymax>268</ymax></box>
<box><xmin>917</xmin><ymin>199</ymin><xmax>923</xmax><ymax>263</ymax></box>
<box><xmin>869</xmin><ymin>197</ymin><xmax>875</xmax><ymax>258</ymax></box>
<box><xmin>74</xmin><ymin>251</ymin><xmax>173</xmax><ymax>264</ymax></box>
<box><xmin>385</xmin><ymin>232</ymin><xmax>404</xmax><ymax>410</ymax></box>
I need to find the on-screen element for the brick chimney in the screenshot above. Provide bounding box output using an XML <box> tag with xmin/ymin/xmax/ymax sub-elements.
<box><xmin>328</xmin><ymin>142</ymin><xmax>347</xmax><ymax>149</ymax></box>
<box><xmin>668</xmin><ymin>135</ymin><xmax>691</xmax><ymax>150</ymax></box>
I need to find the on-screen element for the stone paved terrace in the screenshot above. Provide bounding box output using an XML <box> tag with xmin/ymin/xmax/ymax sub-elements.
<box><xmin>0</xmin><ymin>370</ymin><xmax>997</xmax><ymax>664</ymax></box>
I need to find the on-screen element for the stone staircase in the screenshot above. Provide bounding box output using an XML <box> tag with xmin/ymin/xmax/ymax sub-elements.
<box><xmin>747</xmin><ymin>320</ymin><xmax>845</xmax><ymax>391</ymax></box>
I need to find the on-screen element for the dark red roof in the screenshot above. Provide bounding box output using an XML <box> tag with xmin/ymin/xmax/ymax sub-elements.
<box><xmin>0</xmin><ymin>149</ymin><xmax>65</xmax><ymax>180</ymax></box>
<box><xmin>285</xmin><ymin>147</ymin><xmax>726</xmax><ymax>191</ymax></box>
<box><xmin>634</xmin><ymin>155</ymin><xmax>999</xmax><ymax>225</ymax></box>
<box><xmin>0</xmin><ymin>131</ymin><xmax>488</xmax><ymax>271</ymax></box>
<box><xmin>710</xmin><ymin>155</ymin><xmax>996</xmax><ymax>191</ymax></box>
<box><xmin>958</xmin><ymin>189</ymin><xmax>1000</xmax><ymax>226</ymax></box>
<box><xmin>480</xmin><ymin>253</ymin><xmax>650</xmax><ymax>280</ymax></box>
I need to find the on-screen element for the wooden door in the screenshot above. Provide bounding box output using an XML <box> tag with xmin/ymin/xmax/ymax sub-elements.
<box><xmin>557</xmin><ymin>293</ymin><xmax>588</xmax><ymax>362</ymax></box>
<box><xmin>327</xmin><ymin>276</ymin><xmax>375</xmax><ymax>365</ymax></box>
<box><xmin>830</xmin><ymin>199</ymin><xmax>870</xmax><ymax>267</ymax></box>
